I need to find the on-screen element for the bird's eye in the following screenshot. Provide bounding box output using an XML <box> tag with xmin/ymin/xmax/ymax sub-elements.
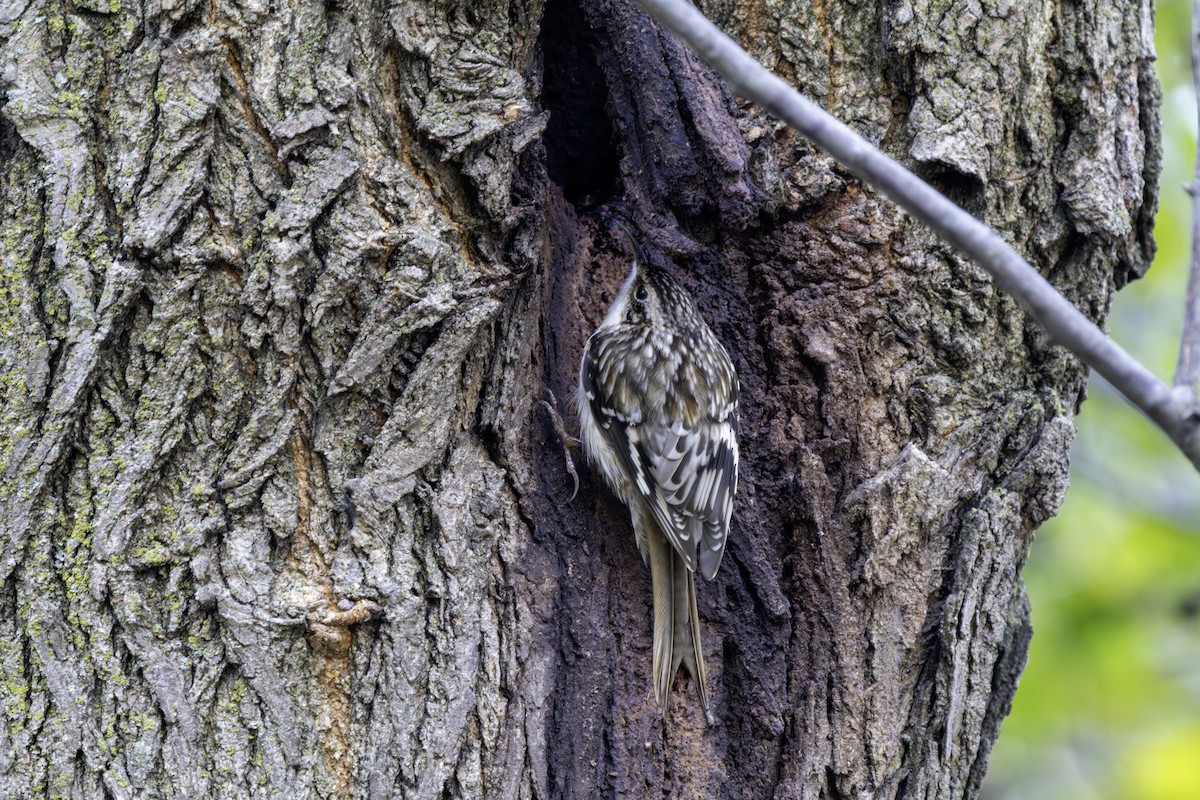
<box><xmin>634</xmin><ymin>286</ymin><xmax>649</xmax><ymax>302</ymax></box>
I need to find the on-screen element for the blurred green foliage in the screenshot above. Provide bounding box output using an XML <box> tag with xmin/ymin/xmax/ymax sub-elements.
<box><xmin>983</xmin><ymin>1</ymin><xmax>1200</xmax><ymax>797</ymax></box>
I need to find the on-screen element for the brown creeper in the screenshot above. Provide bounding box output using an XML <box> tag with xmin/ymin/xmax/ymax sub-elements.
<box><xmin>577</xmin><ymin>228</ymin><xmax>738</xmax><ymax>722</ymax></box>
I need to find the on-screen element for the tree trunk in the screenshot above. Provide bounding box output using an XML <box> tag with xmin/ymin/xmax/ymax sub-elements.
<box><xmin>0</xmin><ymin>0</ymin><xmax>1157</xmax><ymax>797</ymax></box>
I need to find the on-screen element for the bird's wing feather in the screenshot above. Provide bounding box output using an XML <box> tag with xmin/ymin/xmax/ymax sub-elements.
<box><xmin>582</xmin><ymin>337</ymin><xmax>652</xmax><ymax>497</ymax></box>
<box><xmin>583</xmin><ymin>333</ymin><xmax>737</xmax><ymax>579</ymax></box>
<box><xmin>639</xmin><ymin>416</ymin><xmax>737</xmax><ymax>580</ymax></box>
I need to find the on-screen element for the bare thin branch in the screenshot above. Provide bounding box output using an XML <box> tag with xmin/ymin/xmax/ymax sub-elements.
<box><xmin>637</xmin><ymin>0</ymin><xmax>1200</xmax><ymax>469</ymax></box>
<box><xmin>1177</xmin><ymin>0</ymin><xmax>1200</xmax><ymax>391</ymax></box>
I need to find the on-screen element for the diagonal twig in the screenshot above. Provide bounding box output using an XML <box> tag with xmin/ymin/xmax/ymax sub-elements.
<box><xmin>636</xmin><ymin>0</ymin><xmax>1200</xmax><ymax>470</ymax></box>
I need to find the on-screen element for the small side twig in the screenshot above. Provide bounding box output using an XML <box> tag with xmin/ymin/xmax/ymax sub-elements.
<box><xmin>637</xmin><ymin>0</ymin><xmax>1200</xmax><ymax>469</ymax></box>
<box><xmin>1177</xmin><ymin>0</ymin><xmax>1200</xmax><ymax>392</ymax></box>
<box><xmin>542</xmin><ymin>388</ymin><xmax>581</xmax><ymax>501</ymax></box>
<box><xmin>305</xmin><ymin>598</ymin><xmax>383</xmax><ymax>653</ymax></box>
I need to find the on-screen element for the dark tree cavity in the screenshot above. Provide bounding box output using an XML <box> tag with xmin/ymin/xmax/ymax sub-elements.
<box><xmin>0</xmin><ymin>0</ymin><xmax>1157</xmax><ymax>798</ymax></box>
<box><xmin>539</xmin><ymin>0</ymin><xmax>620</xmax><ymax>207</ymax></box>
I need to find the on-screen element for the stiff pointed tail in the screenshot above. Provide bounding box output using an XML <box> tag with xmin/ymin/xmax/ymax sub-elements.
<box><xmin>649</xmin><ymin>526</ymin><xmax>713</xmax><ymax>724</ymax></box>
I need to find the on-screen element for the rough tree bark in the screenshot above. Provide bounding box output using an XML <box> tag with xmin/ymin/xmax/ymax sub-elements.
<box><xmin>0</xmin><ymin>0</ymin><xmax>1157</xmax><ymax>797</ymax></box>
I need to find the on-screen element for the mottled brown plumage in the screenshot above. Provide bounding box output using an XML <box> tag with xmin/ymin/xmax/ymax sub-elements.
<box><xmin>577</xmin><ymin>228</ymin><xmax>738</xmax><ymax>722</ymax></box>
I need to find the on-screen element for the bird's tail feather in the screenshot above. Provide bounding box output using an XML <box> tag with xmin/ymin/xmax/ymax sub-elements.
<box><xmin>649</xmin><ymin>525</ymin><xmax>712</xmax><ymax>724</ymax></box>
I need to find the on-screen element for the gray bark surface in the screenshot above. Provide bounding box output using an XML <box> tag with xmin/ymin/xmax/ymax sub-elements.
<box><xmin>0</xmin><ymin>0</ymin><xmax>1157</xmax><ymax>798</ymax></box>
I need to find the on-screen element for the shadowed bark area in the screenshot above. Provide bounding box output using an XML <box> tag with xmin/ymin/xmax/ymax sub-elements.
<box><xmin>0</xmin><ymin>0</ymin><xmax>1156</xmax><ymax>798</ymax></box>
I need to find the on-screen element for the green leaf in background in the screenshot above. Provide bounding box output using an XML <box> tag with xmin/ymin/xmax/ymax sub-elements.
<box><xmin>983</xmin><ymin>1</ymin><xmax>1200</xmax><ymax>797</ymax></box>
